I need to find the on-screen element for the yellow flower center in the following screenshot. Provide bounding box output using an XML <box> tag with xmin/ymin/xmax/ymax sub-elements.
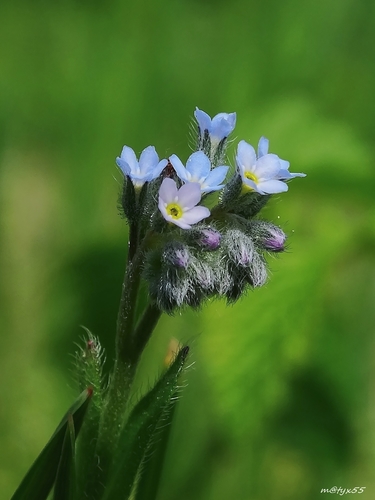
<box><xmin>166</xmin><ymin>203</ymin><xmax>183</xmax><ymax>220</ymax></box>
<box><xmin>244</xmin><ymin>171</ymin><xmax>258</xmax><ymax>183</ymax></box>
<box><xmin>241</xmin><ymin>171</ymin><xmax>258</xmax><ymax>193</ymax></box>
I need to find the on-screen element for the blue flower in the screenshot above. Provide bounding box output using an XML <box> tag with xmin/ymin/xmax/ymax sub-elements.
<box><xmin>257</xmin><ymin>137</ymin><xmax>306</xmax><ymax>180</ymax></box>
<box><xmin>194</xmin><ymin>107</ymin><xmax>236</xmax><ymax>144</ymax></box>
<box><xmin>169</xmin><ymin>151</ymin><xmax>229</xmax><ymax>194</ymax></box>
<box><xmin>116</xmin><ymin>145</ymin><xmax>167</xmax><ymax>188</ymax></box>
<box><xmin>236</xmin><ymin>140</ymin><xmax>288</xmax><ymax>195</ymax></box>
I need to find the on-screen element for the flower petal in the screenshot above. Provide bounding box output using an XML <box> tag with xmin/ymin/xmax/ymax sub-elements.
<box><xmin>242</xmin><ymin>178</ymin><xmax>258</xmax><ymax>191</ymax></box>
<box><xmin>158</xmin><ymin>196</ymin><xmax>170</xmax><ymax>218</ymax></box>
<box><xmin>181</xmin><ymin>206</ymin><xmax>210</xmax><ymax>225</ymax></box>
<box><xmin>257</xmin><ymin>179</ymin><xmax>288</xmax><ymax>194</ymax></box>
<box><xmin>218</xmin><ymin>112</ymin><xmax>236</xmax><ymax>130</ymax></box>
<box><xmin>119</xmin><ymin>146</ymin><xmax>138</xmax><ymax>174</ymax></box>
<box><xmin>186</xmin><ymin>151</ymin><xmax>211</xmax><ymax>182</ymax></box>
<box><xmin>169</xmin><ymin>154</ymin><xmax>189</xmax><ymax>182</ymax></box>
<box><xmin>279</xmin><ymin>159</ymin><xmax>290</xmax><ymax>170</ymax></box>
<box><xmin>116</xmin><ymin>158</ymin><xmax>131</xmax><ymax>176</ymax></box>
<box><xmin>159</xmin><ymin>178</ymin><xmax>178</xmax><ymax>204</ymax></box>
<box><xmin>145</xmin><ymin>158</ymin><xmax>168</xmax><ymax>181</ymax></box>
<box><xmin>194</xmin><ymin>107</ymin><xmax>212</xmax><ymax>133</ymax></box>
<box><xmin>211</xmin><ymin>112</ymin><xmax>237</xmax><ymax>139</ymax></box>
<box><xmin>168</xmin><ymin>217</ymin><xmax>192</xmax><ymax>230</ymax></box>
<box><xmin>277</xmin><ymin>169</ymin><xmax>306</xmax><ymax>180</ymax></box>
<box><xmin>138</xmin><ymin>146</ymin><xmax>159</xmax><ymax>176</ymax></box>
<box><xmin>201</xmin><ymin>165</ymin><xmax>229</xmax><ymax>192</ymax></box>
<box><xmin>177</xmin><ymin>182</ymin><xmax>202</xmax><ymax>209</ymax></box>
<box><xmin>236</xmin><ymin>140</ymin><xmax>256</xmax><ymax>170</ymax></box>
<box><xmin>257</xmin><ymin>137</ymin><xmax>269</xmax><ymax>157</ymax></box>
<box><xmin>254</xmin><ymin>154</ymin><xmax>282</xmax><ymax>180</ymax></box>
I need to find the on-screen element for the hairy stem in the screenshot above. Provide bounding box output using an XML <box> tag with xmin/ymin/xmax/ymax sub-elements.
<box><xmin>127</xmin><ymin>221</ymin><xmax>138</xmax><ymax>264</ymax></box>
<box><xmin>93</xmin><ymin>230</ymin><xmax>161</xmax><ymax>497</ymax></box>
<box><xmin>131</xmin><ymin>303</ymin><xmax>162</xmax><ymax>364</ymax></box>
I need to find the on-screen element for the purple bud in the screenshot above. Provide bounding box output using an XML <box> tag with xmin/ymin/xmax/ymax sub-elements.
<box><xmin>200</xmin><ymin>229</ymin><xmax>221</xmax><ymax>250</ymax></box>
<box><xmin>163</xmin><ymin>243</ymin><xmax>190</xmax><ymax>268</ymax></box>
<box><xmin>223</xmin><ymin>229</ymin><xmax>254</xmax><ymax>267</ymax></box>
<box><xmin>263</xmin><ymin>228</ymin><xmax>286</xmax><ymax>252</ymax></box>
<box><xmin>239</xmin><ymin>246</ymin><xmax>251</xmax><ymax>265</ymax></box>
<box><xmin>174</xmin><ymin>248</ymin><xmax>189</xmax><ymax>268</ymax></box>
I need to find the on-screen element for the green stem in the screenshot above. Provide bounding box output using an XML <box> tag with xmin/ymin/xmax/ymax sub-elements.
<box><xmin>127</xmin><ymin>221</ymin><xmax>138</xmax><ymax>264</ymax></box>
<box><xmin>91</xmin><ymin>362</ymin><xmax>136</xmax><ymax>500</ymax></box>
<box><xmin>93</xmin><ymin>230</ymin><xmax>161</xmax><ymax>497</ymax></box>
<box><xmin>131</xmin><ymin>303</ymin><xmax>162</xmax><ymax>364</ymax></box>
<box><xmin>116</xmin><ymin>250</ymin><xmax>143</xmax><ymax>365</ymax></box>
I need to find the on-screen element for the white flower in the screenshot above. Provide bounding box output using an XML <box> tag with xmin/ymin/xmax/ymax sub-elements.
<box><xmin>158</xmin><ymin>178</ymin><xmax>210</xmax><ymax>229</ymax></box>
<box><xmin>116</xmin><ymin>145</ymin><xmax>167</xmax><ymax>188</ymax></box>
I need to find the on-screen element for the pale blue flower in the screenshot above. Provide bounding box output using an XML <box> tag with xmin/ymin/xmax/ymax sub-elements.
<box><xmin>116</xmin><ymin>145</ymin><xmax>167</xmax><ymax>188</ymax></box>
<box><xmin>169</xmin><ymin>151</ymin><xmax>229</xmax><ymax>194</ymax></box>
<box><xmin>257</xmin><ymin>137</ymin><xmax>306</xmax><ymax>180</ymax></box>
<box><xmin>158</xmin><ymin>178</ymin><xmax>210</xmax><ymax>229</ymax></box>
<box><xmin>194</xmin><ymin>107</ymin><xmax>236</xmax><ymax>144</ymax></box>
<box><xmin>236</xmin><ymin>140</ymin><xmax>288</xmax><ymax>195</ymax></box>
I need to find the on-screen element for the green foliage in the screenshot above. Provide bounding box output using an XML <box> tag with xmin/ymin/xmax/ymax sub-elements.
<box><xmin>133</xmin><ymin>399</ymin><xmax>177</xmax><ymax>500</ymax></box>
<box><xmin>11</xmin><ymin>389</ymin><xmax>92</xmax><ymax>500</ymax></box>
<box><xmin>53</xmin><ymin>416</ymin><xmax>76</xmax><ymax>500</ymax></box>
<box><xmin>103</xmin><ymin>346</ymin><xmax>189</xmax><ymax>500</ymax></box>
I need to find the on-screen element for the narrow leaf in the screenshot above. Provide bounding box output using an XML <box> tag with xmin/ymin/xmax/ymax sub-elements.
<box><xmin>133</xmin><ymin>396</ymin><xmax>178</xmax><ymax>500</ymax></box>
<box><xmin>103</xmin><ymin>346</ymin><xmax>189</xmax><ymax>500</ymax></box>
<box><xmin>11</xmin><ymin>388</ymin><xmax>92</xmax><ymax>500</ymax></box>
<box><xmin>74</xmin><ymin>334</ymin><xmax>106</xmax><ymax>499</ymax></box>
<box><xmin>53</xmin><ymin>415</ymin><xmax>75</xmax><ymax>500</ymax></box>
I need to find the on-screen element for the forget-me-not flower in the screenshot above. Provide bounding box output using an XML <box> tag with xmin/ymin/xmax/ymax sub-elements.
<box><xmin>194</xmin><ymin>107</ymin><xmax>236</xmax><ymax>144</ymax></box>
<box><xmin>158</xmin><ymin>178</ymin><xmax>210</xmax><ymax>229</ymax></box>
<box><xmin>169</xmin><ymin>151</ymin><xmax>229</xmax><ymax>194</ymax></box>
<box><xmin>236</xmin><ymin>140</ymin><xmax>289</xmax><ymax>195</ymax></box>
<box><xmin>257</xmin><ymin>137</ymin><xmax>306</xmax><ymax>180</ymax></box>
<box><xmin>116</xmin><ymin>145</ymin><xmax>167</xmax><ymax>188</ymax></box>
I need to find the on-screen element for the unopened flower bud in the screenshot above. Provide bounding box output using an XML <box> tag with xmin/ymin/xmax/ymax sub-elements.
<box><xmin>163</xmin><ymin>242</ymin><xmax>190</xmax><ymax>269</ymax></box>
<box><xmin>263</xmin><ymin>227</ymin><xmax>286</xmax><ymax>252</ymax></box>
<box><xmin>224</xmin><ymin>229</ymin><xmax>254</xmax><ymax>267</ymax></box>
<box><xmin>246</xmin><ymin>220</ymin><xmax>286</xmax><ymax>253</ymax></box>
<box><xmin>200</xmin><ymin>228</ymin><xmax>221</xmax><ymax>250</ymax></box>
<box><xmin>246</xmin><ymin>252</ymin><xmax>267</xmax><ymax>287</ymax></box>
<box><xmin>190</xmin><ymin>256</ymin><xmax>215</xmax><ymax>292</ymax></box>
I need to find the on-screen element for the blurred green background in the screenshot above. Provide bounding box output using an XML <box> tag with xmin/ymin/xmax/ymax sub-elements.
<box><xmin>1</xmin><ymin>0</ymin><xmax>375</xmax><ymax>498</ymax></box>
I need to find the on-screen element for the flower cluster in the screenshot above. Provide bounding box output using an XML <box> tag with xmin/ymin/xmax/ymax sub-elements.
<box><xmin>117</xmin><ymin>108</ymin><xmax>305</xmax><ymax>312</ymax></box>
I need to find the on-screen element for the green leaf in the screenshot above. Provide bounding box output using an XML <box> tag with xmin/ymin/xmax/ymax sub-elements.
<box><xmin>53</xmin><ymin>415</ymin><xmax>75</xmax><ymax>500</ymax></box>
<box><xmin>103</xmin><ymin>346</ymin><xmax>189</xmax><ymax>500</ymax></box>
<box><xmin>74</xmin><ymin>334</ymin><xmax>106</xmax><ymax>499</ymax></box>
<box><xmin>11</xmin><ymin>388</ymin><xmax>93</xmax><ymax>500</ymax></box>
<box><xmin>133</xmin><ymin>395</ymin><xmax>178</xmax><ymax>500</ymax></box>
